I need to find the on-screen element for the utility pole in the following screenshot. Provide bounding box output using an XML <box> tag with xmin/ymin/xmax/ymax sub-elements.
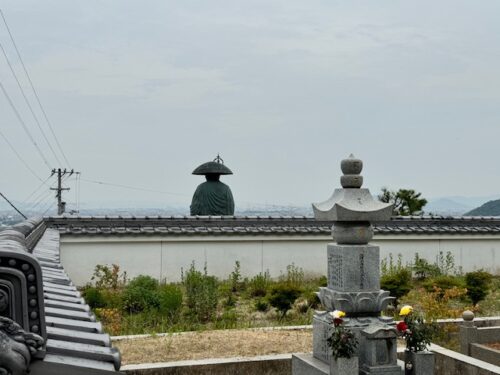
<box><xmin>50</xmin><ymin>168</ymin><xmax>78</xmax><ymax>215</ymax></box>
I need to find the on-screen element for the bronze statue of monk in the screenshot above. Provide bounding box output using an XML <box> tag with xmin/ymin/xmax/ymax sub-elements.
<box><xmin>190</xmin><ymin>155</ymin><xmax>235</xmax><ymax>215</ymax></box>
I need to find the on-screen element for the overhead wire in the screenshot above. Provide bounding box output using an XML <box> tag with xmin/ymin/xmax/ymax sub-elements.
<box><xmin>0</xmin><ymin>40</ymin><xmax>61</xmax><ymax>167</ymax></box>
<box><xmin>0</xmin><ymin>80</ymin><xmax>52</xmax><ymax>169</ymax></box>
<box><xmin>0</xmin><ymin>8</ymin><xmax>70</xmax><ymax>167</ymax></box>
<box><xmin>23</xmin><ymin>174</ymin><xmax>52</xmax><ymax>201</ymax></box>
<box><xmin>0</xmin><ymin>127</ymin><xmax>44</xmax><ymax>181</ymax></box>
<box><xmin>0</xmin><ymin>191</ymin><xmax>27</xmax><ymax>219</ymax></box>
<box><xmin>28</xmin><ymin>187</ymin><xmax>54</xmax><ymax>212</ymax></box>
<box><xmin>80</xmin><ymin>177</ymin><xmax>189</xmax><ymax>197</ymax></box>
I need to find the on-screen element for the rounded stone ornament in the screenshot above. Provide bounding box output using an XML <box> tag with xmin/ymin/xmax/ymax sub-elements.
<box><xmin>340</xmin><ymin>175</ymin><xmax>363</xmax><ymax>188</ymax></box>
<box><xmin>333</xmin><ymin>222</ymin><xmax>373</xmax><ymax>244</ymax></box>
<box><xmin>341</xmin><ymin>154</ymin><xmax>363</xmax><ymax>175</ymax></box>
<box><xmin>462</xmin><ymin>310</ymin><xmax>474</xmax><ymax>322</ymax></box>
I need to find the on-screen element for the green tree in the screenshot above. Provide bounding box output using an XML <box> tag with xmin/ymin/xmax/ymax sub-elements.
<box><xmin>378</xmin><ymin>188</ymin><xmax>427</xmax><ymax>215</ymax></box>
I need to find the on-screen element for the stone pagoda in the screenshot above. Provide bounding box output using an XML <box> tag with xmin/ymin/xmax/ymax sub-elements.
<box><xmin>293</xmin><ymin>155</ymin><xmax>402</xmax><ymax>375</ymax></box>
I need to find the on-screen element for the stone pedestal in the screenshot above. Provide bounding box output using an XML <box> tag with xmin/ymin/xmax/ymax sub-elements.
<box><xmin>327</xmin><ymin>244</ymin><xmax>380</xmax><ymax>292</ymax></box>
<box><xmin>330</xmin><ymin>356</ymin><xmax>359</xmax><ymax>375</ymax></box>
<box><xmin>404</xmin><ymin>351</ymin><xmax>434</xmax><ymax>375</ymax></box>
<box><xmin>359</xmin><ymin>324</ymin><xmax>401</xmax><ymax>375</ymax></box>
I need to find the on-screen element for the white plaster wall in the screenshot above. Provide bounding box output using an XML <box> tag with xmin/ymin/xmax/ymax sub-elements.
<box><xmin>60</xmin><ymin>235</ymin><xmax>500</xmax><ymax>286</ymax></box>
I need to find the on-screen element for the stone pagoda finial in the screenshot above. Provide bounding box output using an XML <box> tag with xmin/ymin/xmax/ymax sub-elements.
<box><xmin>340</xmin><ymin>154</ymin><xmax>363</xmax><ymax>188</ymax></box>
<box><xmin>312</xmin><ymin>154</ymin><xmax>392</xmax><ymax>234</ymax></box>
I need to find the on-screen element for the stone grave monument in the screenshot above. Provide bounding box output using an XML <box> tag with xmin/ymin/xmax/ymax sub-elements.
<box><xmin>292</xmin><ymin>155</ymin><xmax>402</xmax><ymax>375</ymax></box>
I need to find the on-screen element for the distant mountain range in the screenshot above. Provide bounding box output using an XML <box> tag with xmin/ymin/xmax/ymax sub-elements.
<box><xmin>425</xmin><ymin>195</ymin><xmax>500</xmax><ymax>216</ymax></box>
<box><xmin>2</xmin><ymin>194</ymin><xmax>500</xmax><ymax>218</ymax></box>
<box><xmin>465</xmin><ymin>199</ymin><xmax>500</xmax><ymax>216</ymax></box>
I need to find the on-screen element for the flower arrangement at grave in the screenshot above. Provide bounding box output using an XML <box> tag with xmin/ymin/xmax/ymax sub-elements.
<box><xmin>397</xmin><ymin>305</ymin><xmax>435</xmax><ymax>352</ymax></box>
<box><xmin>327</xmin><ymin>310</ymin><xmax>358</xmax><ymax>360</ymax></box>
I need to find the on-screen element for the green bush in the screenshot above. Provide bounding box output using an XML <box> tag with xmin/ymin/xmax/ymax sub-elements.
<box><xmin>83</xmin><ymin>286</ymin><xmax>106</xmax><ymax>308</ymax></box>
<box><xmin>184</xmin><ymin>262</ymin><xmax>219</xmax><ymax>322</ymax></box>
<box><xmin>318</xmin><ymin>275</ymin><xmax>327</xmax><ymax>287</ymax></box>
<box><xmin>249</xmin><ymin>271</ymin><xmax>270</xmax><ymax>297</ymax></box>
<box><xmin>465</xmin><ymin>270</ymin><xmax>493</xmax><ymax>305</ymax></box>
<box><xmin>412</xmin><ymin>253</ymin><xmax>441</xmax><ymax>280</ymax></box>
<box><xmin>122</xmin><ymin>286</ymin><xmax>159</xmax><ymax>313</ymax></box>
<box><xmin>268</xmin><ymin>283</ymin><xmax>302</xmax><ymax>319</ymax></box>
<box><xmin>127</xmin><ymin>275</ymin><xmax>158</xmax><ymax>291</ymax></box>
<box><xmin>158</xmin><ymin>284</ymin><xmax>183</xmax><ymax>320</ymax></box>
<box><xmin>122</xmin><ymin>275</ymin><xmax>160</xmax><ymax>313</ymax></box>
<box><xmin>422</xmin><ymin>275</ymin><xmax>464</xmax><ymax>296</ymax></box>
<box><xmin>381</xmin><ymin>268</ymin><xmax>412</xmax><ymax>305</ymax></box>
<box><xmin>254</xmin><ymin>298</ymin><xmax>269</xmax><ymax>312</ymax></box>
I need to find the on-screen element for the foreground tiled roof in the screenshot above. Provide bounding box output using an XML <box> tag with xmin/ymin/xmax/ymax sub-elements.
<box><xmin>0</xmin><ymin>218</ymin><xmax>121</xmax><ymax>373</ymax></box>
<box><xmin>34</xmin><ymin>229</ymin><xmax>121</xmax><ymax>371</ymax></box>
<box><xmin>44</xmin><ymin>215</ymin><xmax>500</xmax><ymax>236</ymax></box>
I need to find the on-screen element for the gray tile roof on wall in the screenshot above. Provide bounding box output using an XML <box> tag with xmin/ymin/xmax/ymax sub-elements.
<box><xmin>44</xmin><ymin>215</ymin><xmax>500</xmax><ymax>237</ymax></box>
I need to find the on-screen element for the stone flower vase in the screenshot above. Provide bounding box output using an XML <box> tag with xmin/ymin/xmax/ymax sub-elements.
<box><xmin>404</xmin><ymin>350</ymin><xmax>434</xmax><ymax>375</ymax></box>
<box><xmin>330</xmin><ymin>356</ymin><xmax>358</xmax><ymax>375</ymax></box>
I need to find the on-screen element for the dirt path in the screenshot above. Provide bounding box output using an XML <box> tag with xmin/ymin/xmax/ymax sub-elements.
<box><xmin>114</xmin><ymin>328</ymin><xmax>312</xmax><ymax>365</ymax></box>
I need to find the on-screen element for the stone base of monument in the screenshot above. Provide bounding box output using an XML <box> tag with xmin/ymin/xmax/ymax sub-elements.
<box><xmin>293</xmin><ymin>354</ymin><xmax>405</xmax><ymax>375</ymax></box>
<box><xmin>313</xmin><ymin>313</ymin><xmax>396</xmax><ymax>363</ymax></box>
<box><xmin>404</xmin><ymin>351</ymin><xmax>434</xmax><ymax>375</ymax></box>
<box><xmin>330</xmin><ymin>356</ymin><xmax>359</xmax><ymax>375</ymax></box>
<box><xmin>292</xmin><ymin>353</ymin><xmax>329</xmax><ymax>375</ymax></box>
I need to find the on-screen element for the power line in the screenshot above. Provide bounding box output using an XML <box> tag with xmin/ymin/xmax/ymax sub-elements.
<box><xmin>28</xmin><ymin>187</ymin><xmax>55</xmax><ymax>212</ymax></box>
<box><xmin>0</xmin><ymin>39</ymin><xmax>62</xmax><ymax>166</ymax></box>
<box><xmin>80</xmin><ymin>177</ymin><xmax>189</xmax><ymax>197</ymax></box>
<box><xmin>0</xmin><ymin>191</ymin><xmax>27</xmax><ymax>219</ymax></box>
<box><xmin>0</xmin><ymin>127</ymin><xmax>44</xmax><ymax>181</ymax></box>
<box><xmin>24</xmin><ymin>175</ymin><xmax>52</xmax><ymax>201</ymax></box>
<box><xmin>0</xmin><ymin>8</ymin><xmax>70</xmax><ymax>167</ymax></box>
<box><xmin>0</xmin><ymin>80</ymin><xmax>52</xmax><ymax>169</ymax></box>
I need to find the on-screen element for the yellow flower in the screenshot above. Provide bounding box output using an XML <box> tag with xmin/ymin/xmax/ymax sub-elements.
<box><xmin>399</xmin><ymin>305</ymin><xmax>413</xmax><ymax>316</ymax></box>
<box><xmin>330</xmin><ymin>310</ymin><xmax>346</xmax><ymax>319</ymax></box>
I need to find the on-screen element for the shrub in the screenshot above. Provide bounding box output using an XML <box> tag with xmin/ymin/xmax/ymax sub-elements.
<box><xmin>122</xmin><ymin>275</ymin><xmax>160</xmax><ymax>313</ymax></box>
<box><xmin>435</xmin><ymin>251</ymin><xmax>457</xmax><ymax>276</ymax></box>
<box><xmin>183</xmin><ymin>262</ymin><xmax>219</xmax><ymax>322</ymax></box>
<box><xmin>280</xmin><ymin>263</ymin><xmax>304</xmax><ymax>289</ymax></box>
<box><xmin>127</xmin><ymin>275</ymin><xmax>158</xmax><ymax>291</ymax></box>
<box><xmin>381</xmin><ymin>268</ymin><xmax>412</xmax><ymax>305</ymax></box>
<box><xmin>215</xmin><ymin>308</ymin><xmax>239</xmax><ymax>329</ymax></box>
<box><xmin>94</xmin><ymin>308</ymin><xmax>122</xmax><ymax>335</ymax></box>
<box><xmin>254</xmin><ymin>298</ymin><xmax>269</xmax><ymax>312</ymax></box>
<box><xmin>412</xmin><ymin>253</ymin><xmax>441</xmax><ymax>280</ymax></box>
<box><xmin>158</xmin><ymin>284</ymin><xmax>183</xmax><ymax>320</ymax></box>
<box><xmin>400</xmin><ymin>287</ymin><xmax>470</xmax><ymax>320</ymax></box>
<box><xmin>230</xmin><ymin>261</ymin><xmax>243</xmax><ymax>292</ymax></box>
<box><xmin>318</xmin><ymin>275</ymin><xmax>327</xmax><ymax>287</ymax></box>
<box><xmin>91</xmin><ymin>264</ymin><xmax>127</xmax><ymax>290</ymax></box>
<box><xmin>249</xmin><ymin>270</ymin><xmax>270</xmax><ymax>297</ymax></box>
<box><xmin>83</xmin><ymin>286</ymin><xmax>106</xmax><ymax>308</ymax></box>
<box><xmin>465</xmin><ymin>270</ymin><xmax>493</xmax><ymax>305</ymax></box>
<box><xmin>268</xmin><ymin>283</ymin><xmax>302</xmax><ymax>319</ymax></box>
<box><xmin>422</xmin><ymin>275</ymin><xmax>465</xmax><ymax>296</ymax></box>
<box><xmin>122</xmin><ymin>285</ymin><xmax>159</xmax><ymax>313</ymax></box>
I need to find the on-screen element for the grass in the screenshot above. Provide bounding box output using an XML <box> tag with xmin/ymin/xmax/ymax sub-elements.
<box><xmin>115</xmin><ymin>328</ymin><xmax>313</xmax><ymax>365</ymax></box>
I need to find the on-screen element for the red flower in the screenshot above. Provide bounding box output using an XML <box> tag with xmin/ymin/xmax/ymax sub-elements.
<box><xmin>333</xmin><ymin>318</ymin><xmax>343</xmax><ymax>326</ymax></box>
<box><xmin>397</xmin><ymin>322</ymin><xmax>408</xmax><ymax>332</ymax></box>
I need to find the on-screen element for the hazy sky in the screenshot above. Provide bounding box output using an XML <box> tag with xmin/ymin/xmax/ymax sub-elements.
<box><xmin>1</xmin><ymin>1</ymin><xmax>500</xmax><ymax>211</ymax></box>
